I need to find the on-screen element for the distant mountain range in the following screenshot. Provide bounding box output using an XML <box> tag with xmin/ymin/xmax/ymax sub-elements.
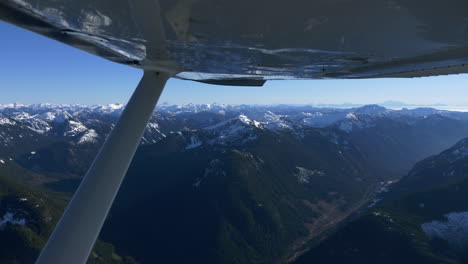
<box><xmin>0</xmin><ymin>104</ymin><xmax>468</xmax><ymax>263</ymax></box>
<box><xmin>305</xmin><ymin>101</ymin><xmax>446</xmax><ymax>109</ymax></box>
<box><xmin>275</xmin><ymin>101</ymin><xmax>461</xmax><ymax>109</ymax></box>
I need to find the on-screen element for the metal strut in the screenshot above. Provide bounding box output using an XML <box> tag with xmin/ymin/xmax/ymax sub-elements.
<box><xmin>36</xmin><ymin>71</ymin><xmax>170</xmax><ymax>264</ymax></box>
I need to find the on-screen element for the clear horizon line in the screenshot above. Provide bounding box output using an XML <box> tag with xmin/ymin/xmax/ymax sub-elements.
<box><xmin>2</xmin><ymin>102</ymin><xmax>468</xmax><ymax>111</ymax></box>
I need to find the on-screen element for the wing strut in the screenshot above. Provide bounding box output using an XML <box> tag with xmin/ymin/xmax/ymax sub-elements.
<box><xmin>36</xmin><ymin>71</ymin><xmax>170</xmax><ymax>264</ymax></box>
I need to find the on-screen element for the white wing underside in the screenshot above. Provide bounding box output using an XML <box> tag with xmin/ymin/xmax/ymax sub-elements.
<box><xmin>1</xmin><ymin>0</ymin><xmax>468</xmax><ymax>85</ymax></box>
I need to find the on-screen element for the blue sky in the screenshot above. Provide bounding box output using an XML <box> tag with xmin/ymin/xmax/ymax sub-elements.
<box><xmin>1</xmin><ymin>21</ymin><xmax>468</xmax><ymax>106</ymax></box>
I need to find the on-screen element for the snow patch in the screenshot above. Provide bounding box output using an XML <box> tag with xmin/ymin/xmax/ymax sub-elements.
<box><xmin>54</xmin><ymin>112</ymin><xmax>72</xmax><ymax>123</ymax></box>
<box><xmin>368</xmin><ymin>199</ymin><xmax>382</xmax><ymax>208</ymax></box>
<box><xmin>38</xmin><ymin>112</ymin><xmax>56</xmax><ymax>121</ymax></box>
<box><xmin>185</xmin><ymin>136</ymin><xmax>202</xmax><ymax>150</ymax></box>
<box><xmin>377</xmin><ymin>187</ymin><xmax>389</xmax><ymax>193</ymax></box>
<box><xmin>0</xmin><ymin>117</ymin><xmax>15</xmax><ymax>126</ymax></box>
<box><xmin>78</xmin><ymin>129</ymin><xmax>98</xmax><ymax>144</ymax></box>
<box><xmin>238</xmin><ymin>115</ymin><xmax>262</xmax><ymax>128</ymax></box>
<box><xmin>206</xmin><ymin>117</ymin><xmax>259</xmax><ymax>146</ymax></box>
<box><xmin>0</xmin><ymin>212</ymin><xmax>26</xmax><ymax>230</ymax></box>
<box><xmin>26</xmin><ymin>119</ymin><xmax>52</xmax><ymax>134</ymax></box>
<box><xmin>449</xmin><ymin>148</ymin><xmax>468</xmax><ymax>161</ymax></box>
<box><xmin>346</xmin><ymin>112</ymin><xmax>358</xmax><ymax>120</ymax></box>
<box><xmin>147</xmin><ymin>122</ymin><xmax>160</xmax><ymax>130</ymax></box>
<box><xmin>294</xmin><ymin>166</ymin><xmax>325</xmax><ymax>184</ymax></box>
<box><xmin>422</xmin><ymin>212</ymin><xmax>468</xmax><ymax>248</ymax></box>
<box><xmin>65</xmin><ymin>120</ymin><xmax>88</xmax><ymax>137</ymax></box>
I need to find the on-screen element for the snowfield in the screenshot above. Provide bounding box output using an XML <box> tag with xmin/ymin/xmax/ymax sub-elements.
<box><xmin>422</xmin><ymin>212</ymin><xmax>468</xmax><ymax>248</ymax></box>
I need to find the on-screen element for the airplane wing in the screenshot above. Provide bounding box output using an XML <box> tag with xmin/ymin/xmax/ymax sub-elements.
<box><xmin>2</xmin><ymin>0</ymin><xmax>468</xmax><ymax>84</ymax></box>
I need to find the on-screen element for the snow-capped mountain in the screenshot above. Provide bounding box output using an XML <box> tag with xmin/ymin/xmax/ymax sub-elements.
<box><xmin>2</xmin><ymin>103</ymin><xmax>468</xmax><ymax>264</ymax></box>
<box><xmin>1</xmin><ymin>103</ymin><xmax>468</xmax><ymax>145</ymax></box>
<box><xmin>1</xmin><ymin>103</ymin><xmax>468</xmax><ymax>174</ymax></box>
<box><xmin>2</xmin><ymin>103</ymin><xmax>468</xmax><ymax>193</ymax></box>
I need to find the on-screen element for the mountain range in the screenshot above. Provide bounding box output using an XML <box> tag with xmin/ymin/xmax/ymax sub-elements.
<box><xmin>294</xmin><ymin>137</ymin><xmax>468</xmax><ymax>264</ymax></box>
<box><xmin>0</xmin><ymin>103</ymin><xmax>468</xmax><ymax>263</ymax></box>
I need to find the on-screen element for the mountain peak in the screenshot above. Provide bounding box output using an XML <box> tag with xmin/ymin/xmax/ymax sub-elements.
<box><xmin>354</xmin><ymin>104</ymin><xmax>388</xmax><ymax>115</ymax></box>
<box><xmin>53</xmin><ymin>111</ymin><xmax>72</xmax><ymax>123</ymax></box>
<box><xmin>238</xmin><ymin>114</ymin><xmax>262</xmax><ymax>128</ymax></box>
